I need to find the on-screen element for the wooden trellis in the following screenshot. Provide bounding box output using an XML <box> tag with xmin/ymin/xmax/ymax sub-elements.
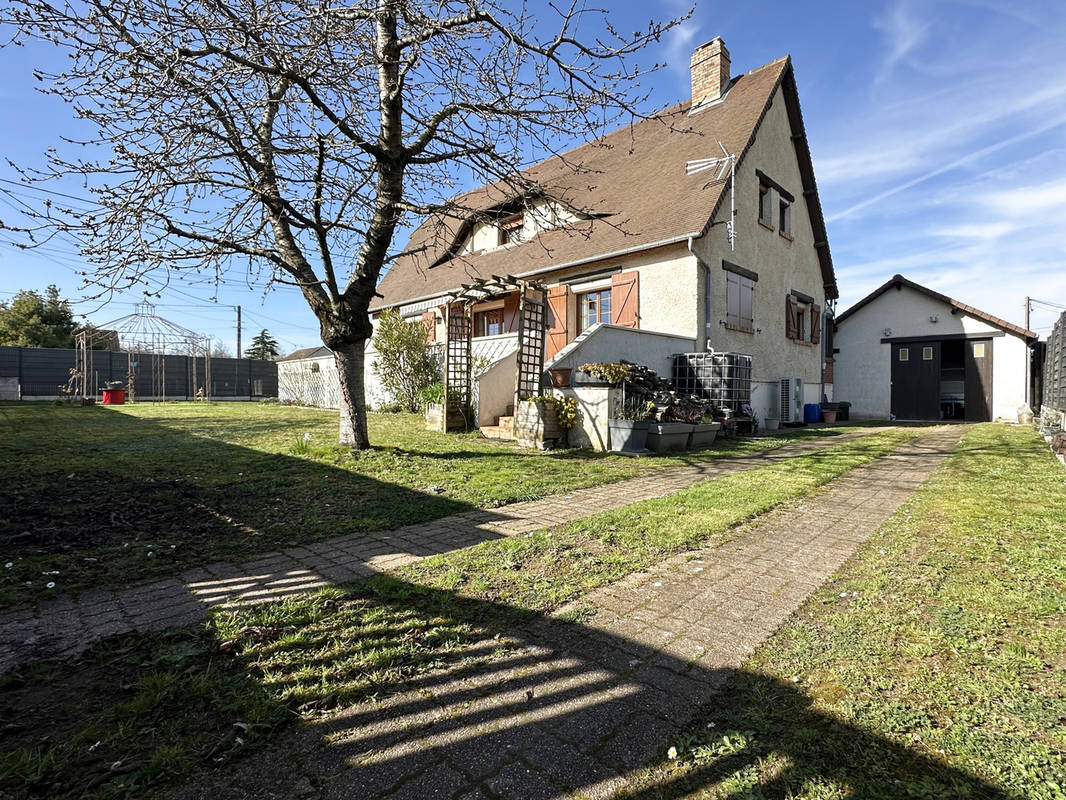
<box><xmin>439</xmin><ymin>275</ymin><xmax>547</xmax><ymax>432</ymax></box>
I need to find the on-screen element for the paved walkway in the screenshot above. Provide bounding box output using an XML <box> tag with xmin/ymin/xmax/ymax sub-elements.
<box><xmin>169</xmin><ymin>427</ymin><xmax>961</xmax><ymax>800</ymax></box>
<box><xmin>0</xmin><ymin>429</ymin><xmax>887</xmax><ymax>674</ymax></box>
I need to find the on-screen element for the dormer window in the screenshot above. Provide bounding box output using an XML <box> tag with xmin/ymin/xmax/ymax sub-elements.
<box><xmin>499</xmin><ymin>214</ymin><xmax>523</xmax><ymax>245</ymax></box>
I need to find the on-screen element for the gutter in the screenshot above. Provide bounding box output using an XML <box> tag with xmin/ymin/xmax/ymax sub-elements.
<box><xmin>688</xmin><ymin>236</ymin><xmax>712</xmax><ymax>350</ymax></box>
<box><xmin>372</xmin><ymin>232</ymin><xmax>702</xmax><ymax>313</ymax></box>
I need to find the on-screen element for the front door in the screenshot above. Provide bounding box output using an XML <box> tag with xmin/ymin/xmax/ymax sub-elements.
<box><xmin>891</xmin><ymin>341</ymin><xmax>940</xmax><ymax>420</ymax></box>
<box><xmin>964</xmin><ymin>338</ymin><xmax>994</xmax><ymax>421</ymax></box>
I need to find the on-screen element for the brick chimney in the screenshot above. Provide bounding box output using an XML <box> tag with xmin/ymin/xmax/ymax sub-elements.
<box><xmin>690</xmin><ymin>37</ymin><xmax>730</xmax><ymax>107</ymax></box>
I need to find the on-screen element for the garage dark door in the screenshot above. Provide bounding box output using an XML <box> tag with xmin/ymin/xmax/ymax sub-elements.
<box><xmin>964</xmin><ymin>338</ymin><xmax>994</xmax><ymax>421</ymax></box>
<box><xmin>891</xmin><ymin>341</ymin><xmax>940</xmax><ymax>420</ymax></box>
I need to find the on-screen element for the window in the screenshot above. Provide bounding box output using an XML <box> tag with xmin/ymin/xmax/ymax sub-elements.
<box><xmin>759</xmin><ymin>183</ymin><xmax>773</xmax><ymax>226</ymax></box>
<box><xmin>310</xmin><ymin>361</ymin><xmax>321</xmax><ymax>372</ymax></box>
<box><xmin>899</xmin><ymin>348</ymin><xmax>910</xmax><ymax>362</ymax></box>
<box><xmin>473</xmin><ymin>307</ymin><xmax>503</xmax><ymax>337</ymax></box>
<box><xmin>973</xmin><ymin>342</ymin><xmax>986</xmax><ymax>358</ymax></box>
<box><xmin>779</xmin><ymin>199</ymin><xmax>791</xmax><ymax>236</ymax></box>
<box><xmin>922</xmin><ymin>346</ymin><xmax>934</xmax><ymax>360</ymax></box>
<box><xmin>579</xmin><ymin>289</ymin><xmax>611</xmax><ymax>332</ymax></box>
<box><xmin>725</xmin><ymin>271</ymin><xmax>755</xmax><ymax>332</ymax></box>
<box><xmin>786</xmin><ymin>294</ymin><xmax>818</xmax><ymax>342</ymax></box>
<box><xmin>499</xmin><ymin>214</ymin><xmax>523</xmax><ymax>245</ymax></box>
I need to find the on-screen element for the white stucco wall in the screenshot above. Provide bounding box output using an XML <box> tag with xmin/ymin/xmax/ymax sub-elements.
<box><xmin>690</xmin><ymin>84</ymin><xmax>828</xmax><ymax>424</ymax></box>
<box><xmin>834</xmin><ymin>283</ymin><xmax>1029</xmax><ymax>420</ymax></box>
<box><xmin>552</xmin><ymin>384</ymin><xmax>616</xmax><ymax>451</ymax></box>
<box><xmin>476</xmin><ymin>351</ymin><xmax>518</xmax><ymax>427</ymax></box>
<box><xmin>547</xmin><ymin>323</ymin><xmax>696</xmax><ymax>383</ymax></box>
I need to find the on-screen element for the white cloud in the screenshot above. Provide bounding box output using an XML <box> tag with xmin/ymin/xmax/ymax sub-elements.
<box><xmin>872</xmin><ymin>2</ymin><xmax>931</xmax><ymax>82</ymax></box>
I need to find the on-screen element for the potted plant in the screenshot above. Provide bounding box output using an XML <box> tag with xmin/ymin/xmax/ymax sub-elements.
<box><xmin>689</xmin><ymin>412</ymin><xmax>722</xmax><ymax>448</ymax></box>
<box><xmin>515</xmin><ymin>394</ymin><xmax>577</xmax><ymax>448</ymax></box>
<box><xmin>821</xmin><ymin>401</ymin><xmax>839</xmax><ymax>424</ymax></box>
<box><xmin>836</xmin><ymin>401</ymin><xmax>851</xmax><ymax>421</ymax></box>
<box><xmin>647</xmin><ymin>404</ymin><xmax>697</xmax><ymax>452</ymax></box>
<box><xmin>608</xmin><ymin>399</ymin><xmax>654</xmax><ymax>453</ymax></box>
<box><xmin>763</xmin><ymin>414</ymin><xmax>781</xmax><ymax>431</ymax></box>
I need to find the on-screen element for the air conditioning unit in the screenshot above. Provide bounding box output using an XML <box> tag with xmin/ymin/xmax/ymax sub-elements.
<box><xmin>779</xmin><ymin>377</ymin><xmax>804</xmax><ymax>423</ymax></box>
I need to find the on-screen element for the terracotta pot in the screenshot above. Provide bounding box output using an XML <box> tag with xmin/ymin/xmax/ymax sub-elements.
<box><xmin>547</xmin><ymin>368</ymin><xmax>572</xmax><ymax>388</ymax></box>
<box><xmin>821</xmin><ymin>409</ymin><xmax>838</xmax><ymax>424</ymax></box>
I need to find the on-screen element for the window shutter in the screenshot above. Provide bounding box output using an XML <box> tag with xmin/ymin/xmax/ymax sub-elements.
<box><xmin>611</xmin><ymin>270</ymin><xmax>640</xmax><ymax>328</ymax></box>
<box><xmin>502</xmin><ymin>292</ymin><xmax>520</xmax><ymax>332</ymax></box>
<box><xmin>785</xmin><ymin>296</ymin><xmax>798</xmax><ymax>339</ymax></box>
<box><xmin>811</xmin><ymin>304</ymin><xmax>821</xmax><ymax>345</ymax></box>
<box><xmin>546</xmin><ymin>285</ymin><xmax>570</xmax><ymax>358</ymax></box>
<box><xmin>421</xmin><ymin>311</ymin><xmax>436</xmax><ymax>342</ymax></box>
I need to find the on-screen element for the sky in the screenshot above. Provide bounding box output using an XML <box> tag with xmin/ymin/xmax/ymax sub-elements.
<box><xmin>0</xmin><ymin>0</ymin><xmax>1064</xmax><ymax>353</ymax></box>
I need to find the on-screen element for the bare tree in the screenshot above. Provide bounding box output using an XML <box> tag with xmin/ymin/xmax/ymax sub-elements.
<box><xmin>3</xmin><ymin>0</ymin><xmax>682</xmax><ymax>447</ymax></box>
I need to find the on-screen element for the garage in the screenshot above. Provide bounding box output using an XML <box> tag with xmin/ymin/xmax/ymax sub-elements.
<box><xmin>832</xmin><ymin>275</ymin><xmax>1035</xmax><ymax>422</ymax></box>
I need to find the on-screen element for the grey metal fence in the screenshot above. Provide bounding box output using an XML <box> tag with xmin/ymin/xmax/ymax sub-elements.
<box><xmin>0</xmin><ymin>346</ymin><xmax>278</xmax><ymax>400</ymax></box>
<box><xmin>1043</xmin><ymin>311</ymin><xmax>1066</xmax><ymax>415</ymax></box>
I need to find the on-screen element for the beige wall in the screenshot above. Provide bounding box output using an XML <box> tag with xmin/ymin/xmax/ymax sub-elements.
<box><xmin>691</xmin><ymin>85</ymin><xmax>828</xmax><ymax>421</ymax></box>
<box><xmin>552</xmin><ymin>384</ymin><xmax>616</xmax><ymax>451</ymax></box>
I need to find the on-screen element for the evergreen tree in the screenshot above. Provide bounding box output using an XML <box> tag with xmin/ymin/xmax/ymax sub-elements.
<box><xmin>244</xmin><ymin>329</ymin><xmax>280</xmax><ymax>360</ymax></box>
<box><xmin>0</xmin><ymin>285</ymin><xmax>79</xmax><ymax>348</ymax></box>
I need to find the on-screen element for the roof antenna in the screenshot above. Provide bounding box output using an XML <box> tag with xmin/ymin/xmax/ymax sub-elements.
<box><xmin>685</xmin><ymin>140</ymin><xmax>737</xmax><ymax>251</ymax></box>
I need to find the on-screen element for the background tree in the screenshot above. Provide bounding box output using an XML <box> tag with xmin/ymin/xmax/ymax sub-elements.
<box><xmin>4</xmin><ymin>0</ymin><xmax>681</xmax><ymax>448</ymax></box>
<box><xmin>371</xmin><ymin>308</ymin><xmax>440</xmax><ymax>412</ymax></box>
<box><xmin>245</xmin><ymin>329</ymin><xmax>280</xmax><ymax>360</ymax></box>
<box><xmin>0</xmin><ymin>285</ymin><xmax>79</xmax><ymax>348</ymax></box>
<box><xmin>210</xmin><ymin>340</ymin><xmax>233</xmax><ymax>358</ymax></box>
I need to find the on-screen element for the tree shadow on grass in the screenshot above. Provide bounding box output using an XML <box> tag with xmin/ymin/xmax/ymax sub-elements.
<box><xmin>163</xmin><ymin>577</ymin><xmax>1017</xmax><ymax>800</ymax></box>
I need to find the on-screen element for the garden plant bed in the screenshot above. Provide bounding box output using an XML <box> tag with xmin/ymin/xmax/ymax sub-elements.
<box><xmin>0</xmin><ymin>403</ymin><xmax>863</xmax><ymax>607</ymax></box>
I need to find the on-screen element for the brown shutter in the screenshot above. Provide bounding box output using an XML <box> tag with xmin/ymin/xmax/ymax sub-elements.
<box><xmin>546</xmin><ymin>285</ymin><xmax>570</xmax><ymax>358</ymax></box>
<box><xmin>502</xmin><ymin>292</ymin><xmax>520</xmax><ymax>332</ymax></box>
<box><xmin>421</xmin><ymin>311</ymin><xmax>436</xmax><ymax>342</ymax></box>
<box><xmin>785</xmin><ymin>296</ymin><xmax>798</xmax><ymax>339</ymax></box>
<box><xmin>811</xmin><ymin>304</ymin><xmax>821</xmax><ymax>345</ymax></box>
<box><xmin>611</xmin><ymin>270</ymin><xmax>640</xmax><ymax>328</ymax></box>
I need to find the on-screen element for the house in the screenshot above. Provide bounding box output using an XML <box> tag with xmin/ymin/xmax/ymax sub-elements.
<box><xmin>833</xmin><ymin>275</ymin><xmax>1037</xmax><ymax>421</ymax></box>
<box><xmin>277</xmin><ymin>346</ymin><xmax>344</xmax><ymax>409</ymax></box>
<box><xmin>370</xmin><ymin>38</ymin><xmax>838</xmax><ymax>445</ymax></box>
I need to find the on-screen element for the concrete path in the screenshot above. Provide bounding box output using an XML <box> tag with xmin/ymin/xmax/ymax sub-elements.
<box><xmin>0</xmin><ymin>429</ymin><xmax>885</xmax><ymax>674</ymax></box>
<box><xmin>170</xmin><ymin>427</ymin><xmax>961</xmax><ymax>800</ymax></box>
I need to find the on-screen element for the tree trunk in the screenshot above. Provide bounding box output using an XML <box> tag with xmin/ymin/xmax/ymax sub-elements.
<box><xmin>333</xmin><ymin>339</ymin><xmax>371</xmax><ymax>449</ymax></box>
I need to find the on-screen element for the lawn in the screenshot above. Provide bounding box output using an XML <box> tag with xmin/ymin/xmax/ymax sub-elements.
<box><xmin>625</xmin><ymin>423</ymin><xmax>1066</xmax><ymax>799</ymax></box>
<box><xmin>0</xmin><ymin>401</ymin><xmax>859</xmax><ymax>607</ymax></box>
<box><xmin>0</xmin><ymin>427</ymin><xmax>919</xmax><ymax>799</ymax></box>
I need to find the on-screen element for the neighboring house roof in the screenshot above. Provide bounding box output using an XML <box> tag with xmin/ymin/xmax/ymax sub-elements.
<box><xmin>372</xmin><ymin>55</ymin><xmax>836</xmax><ymax>311</ymax></box>
<box><xmin>278</xmin><ymin>346</ymin><xmax>332</xmax><ymax>362</ymax></box>
<box><xmin>835</xmin><ymin>274</ymin><xmax>1037</xmax><ymax>341</ymax></box>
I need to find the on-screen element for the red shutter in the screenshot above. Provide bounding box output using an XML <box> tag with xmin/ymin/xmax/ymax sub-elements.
<box><xmin>421</xmin><ymin>311</ymin><xmax>436</xmax><ymax>342</ymax></box>
<box><xmin>546</xmin><ymin>285</ymin><xmax>570</xmax><ymax>358</ymax></box>
<box><xmin>611</xmin><ymin>271</ymin><xmax>639</xmax><ymax>328</ymax></box>
<box><xmin>810</xmin><ymin>304</ymin><xmax>821</xmax><ymax>345</ymax></box>
<box><xmin>502</xmin><ymin>292</ymin><xmax>520</xmax><ymax>333</ymax></box>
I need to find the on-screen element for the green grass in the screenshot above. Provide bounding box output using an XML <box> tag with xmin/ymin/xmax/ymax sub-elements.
<box><xmin>0</xmin><ymin>427</ymin><xmax>918</xmax><ymax>799</ymax></box>
<box><xmin>0</xmin><ymin>401</ymin><xmax>860</xmax><ymax>607</ymax></box>
<box><xmin>626</xmin><ymin>424</ymin><xmax>1066</xmax><ymax>799</ymax></box>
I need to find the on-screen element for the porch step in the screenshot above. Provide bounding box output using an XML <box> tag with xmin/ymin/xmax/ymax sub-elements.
<box><xmin>480</xmin><ymin>425</ymin><xmax>516</xmax><ymax>440</ymax></box>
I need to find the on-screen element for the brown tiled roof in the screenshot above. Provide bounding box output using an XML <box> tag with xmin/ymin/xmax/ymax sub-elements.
<box><xmin>835</xmin><ymin>274</ymin><xmax>1037</xmax><ymax>340</ymax></box>
<box><xmin>372</xmin><ymin>55</ymin><xmax>837</xmax><ymax>311</ymax></box>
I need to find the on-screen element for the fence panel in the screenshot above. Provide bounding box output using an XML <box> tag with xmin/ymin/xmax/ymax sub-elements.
<box><xmin>1044</xmin><ymin>311</ymin><xmax>1066</xmax><ymax>415</ymax></box>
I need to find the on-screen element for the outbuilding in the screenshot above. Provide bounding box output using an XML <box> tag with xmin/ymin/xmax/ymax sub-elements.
<box><xmin>833</xmin><ymin>275</ymin><xmax>1036</xmax><ymax>422</ymax></box>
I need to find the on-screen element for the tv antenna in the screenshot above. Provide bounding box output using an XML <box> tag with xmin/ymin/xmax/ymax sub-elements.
<box><xmin>686</xmin><ymin>140</ymin><xmax>736</xmax><ymax>251</ymax></box>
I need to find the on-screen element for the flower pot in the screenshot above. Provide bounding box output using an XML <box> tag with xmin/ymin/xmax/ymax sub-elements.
<box><xmin>821</xmin><ymin>409</ymin><xmax>838</xmax><ymax>424</ymax></box>
<box><xmin>763</xmin><ymin>416</ymin><xmax>780</xmax><ymax>431</ymax></box>
<box><xmin>646</xmin><ymin>422</ymin><xmax>695</xmax><ymax>452</ymax></box>
<box><xmin>547</xmin><ymin>367</ymin><xmax>572</xmax><ymax>388</ymax></box>
<box><xmin>608</xmin><ymin>418</ymin><xmax>650</xmax><ymax>453</ymax></box>
<box><xmin>688</xmin><ymin>421</ymin><xmax>721</xmax><ymax>449</ymax></box>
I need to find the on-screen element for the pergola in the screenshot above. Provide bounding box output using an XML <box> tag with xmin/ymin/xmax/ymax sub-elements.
<box><xmin>439</xmin><ymin>275</ymin><xmax>547</xmax><ymax>431</ymax></box>
<box><xmin>74</xmin><ymin>302</ymin><xmax>212</xmax><ymax>402</ymax></box>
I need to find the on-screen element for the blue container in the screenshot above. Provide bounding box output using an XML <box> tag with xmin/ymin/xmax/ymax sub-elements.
<box><xmin>803</xmin><ymin>403</ymin><xmax>821</xmax><ymax>423</ymax></box>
